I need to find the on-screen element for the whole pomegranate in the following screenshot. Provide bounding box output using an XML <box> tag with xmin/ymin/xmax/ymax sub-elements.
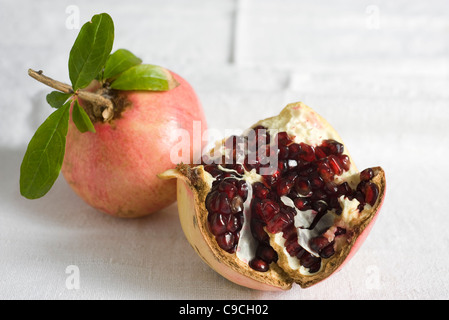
<box><xmin>62</xmin><ymin>73</ymin><xmax>206</xmax><ymax>218</ymax></box>
<box><xmin>160</xmin><ymin>102</ymin><xmax>386</xmax><ymax>290</ymax></box>
<box><xmin>20</xmin><ymin>13</ymin><xmax>207</xmax><ymax>218</ymax></box>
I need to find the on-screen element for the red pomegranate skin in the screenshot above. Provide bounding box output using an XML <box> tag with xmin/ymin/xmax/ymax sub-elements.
<box><xmin>62</xmin><ymin>72</ymin><xmax>207</xmax><ymax>218</ymax></box>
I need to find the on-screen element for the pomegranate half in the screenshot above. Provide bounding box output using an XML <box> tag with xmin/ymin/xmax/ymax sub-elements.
<box><xmin>159</xmin><ymin>102</ymin><xmax>386</xmax><ymax>290</ymax></box>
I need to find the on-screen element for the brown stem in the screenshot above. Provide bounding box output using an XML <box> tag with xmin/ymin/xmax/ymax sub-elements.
<box><xmin>28</xmin><ymin>69</ymin><xmax>73</xmax><ymax>93</ymax></box>
<box><xmin>28</xmin><ymin>69</ymin><xmax>114</xmax><ymax>121</ymax></box>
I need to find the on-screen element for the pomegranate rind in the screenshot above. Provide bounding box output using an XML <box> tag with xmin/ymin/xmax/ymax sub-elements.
<box><xmin>159</xmin><ymin>166</ymin><xmax>293</xmax><ymax>291</ymax></box>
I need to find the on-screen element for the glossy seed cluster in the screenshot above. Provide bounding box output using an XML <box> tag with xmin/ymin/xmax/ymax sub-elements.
<box><xmin>204</xmin><ymin>127</ymin><xmax>379</xmax><ymax>273</ymax></box>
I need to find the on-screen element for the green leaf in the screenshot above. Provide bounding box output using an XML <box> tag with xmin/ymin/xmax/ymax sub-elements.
<box><xmin>46</xmin><ymin>91</ymin><xmax>72</xmax><ymax>109</ymax></box>
<box><xmin>20</xmin><ymin>101</ymin><xmax>71</xmax><ymax>199</ymax></box>
<box><xmin>72</xmin><ymin>99</ymin><xmax>96</xmax><ymax>133</ymax></box>
<box><xmin>68</xmin><ymin>13</ymin><xmax>114</xmax><ymax>91</ymax></box>
<box><xmin>103</xmin><ymin>49</ymin><xmax>142</xmax><ymax>80</ymax></box>
<box><xmin>110</xmin><ymin>64</ymin><xmax>179</xmax><ymax>91</ymax></box>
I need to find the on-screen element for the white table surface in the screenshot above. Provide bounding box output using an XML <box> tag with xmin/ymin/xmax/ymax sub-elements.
<box><xmin>1</xmin><ymin>0</ymin><xmax>448</xmax><ymax>300</ymax></box>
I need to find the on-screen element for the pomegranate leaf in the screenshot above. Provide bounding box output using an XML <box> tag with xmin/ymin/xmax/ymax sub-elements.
<box><xmin>20</xmin><ymin>101</ymin><xmax>71</xmax><ymax>199</ymax></box>
<box><xmin>103</xmin><ymin>49</ymin><xmax>142</xmax><ymax>80</ymax></box>
<box><xmin>72</xmin><ymin>99</ymin><xmax>96</xmax><ymax>133</ymax></box>
<box><xmin>46</xmin><ymin>91</ymin><xmax>72</xmax><ymax>109</ymax></box>
<box><xmin>68</xmin><ymin>13</ymin><xmax>114</xmax><ymax>91</ymax></box>
<box><xmin>110</xmin><ymin>64</ymin><xmax>179</xmax><ymax>91</ymax></box>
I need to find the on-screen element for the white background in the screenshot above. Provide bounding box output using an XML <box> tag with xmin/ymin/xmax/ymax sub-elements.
<box><xmin>0</xmin><ymin>0</ymin><xmax>448</xmax><ymax>299</ymax></box>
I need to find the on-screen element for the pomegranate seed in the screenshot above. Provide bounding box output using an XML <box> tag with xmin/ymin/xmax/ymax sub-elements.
<box><xmin>230</xmin><ymin>195</ymin><xmax>244</xmax><ymax>214</ymax></box>
<box><xmin>265</xmin><ymin>212</ymin><xmax>293</xmax><ymax>234</ymax></box>
<box><xmin>314</xmin><ymin>146</ymin><xmax>327</xmax><ymax>160</ymax></box>
<box><xmin>263</xmin><ymin>169</ymin><xmax>281</xmax><ymax>186</ymax></box>
<box><xmin>328</xmin><ymin>155</ymin><xmax>343</xmax><ymax>176</ymax></box>
<box><xmin>283</xmin><ymin>204</ymin><xmax>296</xmax><ymax>217</ymax></box>
<box><xmin>308</xmin><ymin>261</ymin><xmax>321</xmax><ymax>273</ymax></box>
<box><xmin>338</xmin><ymin>154</ymin><xmax>351</xmax><ymax>171</ymax></box>
<box><xmin>236</xmin><ymin>180</ymin><xmax>248</xmax><ymax>199</ymax></box>
<box><xmin>309</xmin><ymin>173</ymin><xmax>324</xmax><ymax>190</ymax></box>
<box><xmin>256</xmin><ymin>245</ymin><xmax>278</xmax><ymax>263</ymax></box>
<box><xmin>276</xmin><ymin>176</ymin><xmax>295</xmax><ymax>197</ymax></box>
<box><xmin>288</xmin><ymin>143</ymin><xmax>301</xmax><ymax>159</ymax></box>
<box><xmin>282</xmin><ymin>224</ymin><xmax>297</xmax><ymax>240</ymax></box>
<box><xmin>209</xmin><ymin>213</ymin><xmax>229</xmax><ymax>236</ymax></box>
<box><xmin>309</xmin><ymin>236</ymin><xmax>330</xmax><ymax>253</ymax></box>
<box><xmin>216</xmin><ymin>232</ymin><xmax>236</xmax><ymax>253</ymax></box>
<box><xmin>226</xmin><ymin>214</ymin><xmax>242</xmax><ymax>233</ymax></box>
<box><xmin>254</xmin><ymin>199</ymin><xmax>280</xmax><ymax>222</ymax></box>
<box><xmin>206</xmin><ymin>191</ymin><xmax>220</xmax><ymax>213</ymax></box>
<box><xmin>296</xmin><ymin>246</ymin><xmax>306</xmax><ymax>260</ymax></box>
<box><xmin>249</xmin><ymin>257</ymin><xmax>269</xmax><ymax>272</ymax></box>
<box><xmin>320</xmin><ymin>243</ymin><xmax>335</xmax><ymax>259</ymax></box>
<box><xmin>253</xmin><ymin>182</ymin><xmax>270</xmax><ymax>199</ymax></box>
<box><xmin>295</xmin><ymin>176</ymin><xmax>312</xmax><ymax>197</ymax></box>
<box><xmin>324</xmin><ymin>139</ymin><xmax>344</xmax><ymax>154</ymax></box>
<box><xmin>251</xmin><ymin>220</ymin><xmax>269</xmax><ymax>243</ymax></box>
<box><xmin>217</xmin><ymin>192</ymin><xmax>232</xmax><ymax>215</ymax></box>
<box><xmin>218</xmin><ymin>181</ymin><xmax>237</xmax><ymax>199</ymax></box>
<box><xmin>310</xmin><ymin>235</ymin><xmax>336</xmax><ymax>259</ymax></box>
<box><xmin>299</xmin><ymin>142</ymin><xmax>316</xmax><ymax>162</ymax></box>
<box><xmin>285</xmin><ymin>237</ymin><xmax>302</xmax><ymax>256</ymax></box>
<box><xmin>276</xmin><ymin>132</ymin><xmax>293</xmax><ymax>146</ymax></box>
<box><xmin>324</xmin><ymin>181</ymin><xmax>339</xmax><ymax>195</ymax></box>
<box><xmin>338</xmin><ymin>182</ymin><xmax>352</xmax><ymax>197</ymax></box>
<box><xmin>364</xmin><ymin>182</ymin><xmax>379</xmax><ymax>206</ymax></box>
<box><xmin>294</xmin><ymin>197</ymin><xmax>312</xmax><ymax>211</ymax></box>
<box><xmin>300</xmin><ymin>251</ymin><xmax>321</xmax><ymax>269</ymax></box>
<box><xmin>317</xmin><ymin>159</ymin><xmax>334</xmax><ymax>182</ymax></box>
<box><xmin>360</xmin><ymin>168</ymin><xmax>374</xmax><ymax>181</ymax></box>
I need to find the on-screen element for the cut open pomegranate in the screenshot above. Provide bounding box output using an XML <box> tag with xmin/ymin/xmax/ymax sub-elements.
<box><xmin>160</xmin><ymin>102</ymin><xmax>386</xmax><ymax>290</ymax></box>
